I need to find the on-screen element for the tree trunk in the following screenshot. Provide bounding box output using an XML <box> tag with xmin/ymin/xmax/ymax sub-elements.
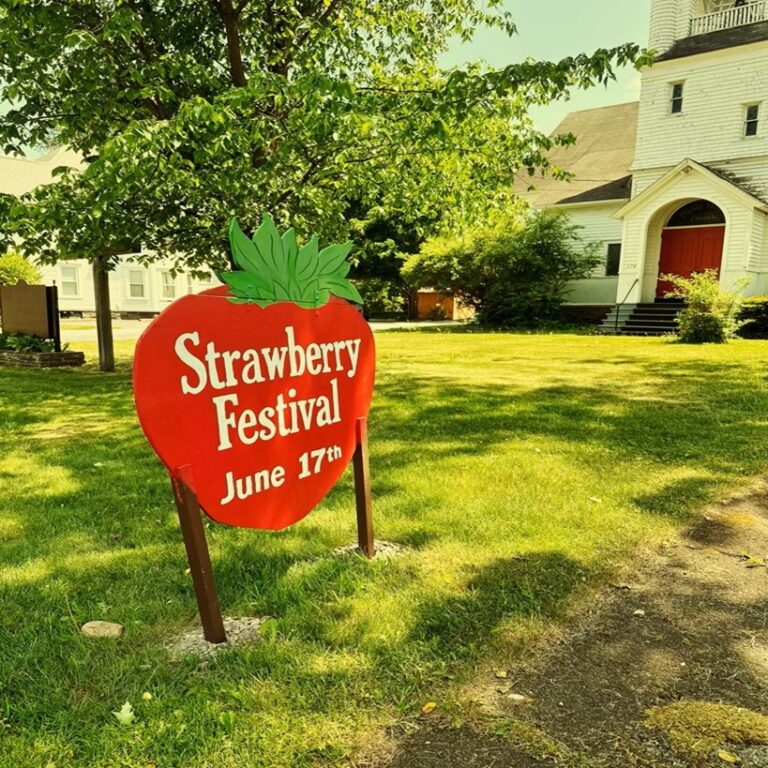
<box><xmin>92</xmin><ymin>259</ymin><xmax>115</xmax><ymax>372</ymax></box>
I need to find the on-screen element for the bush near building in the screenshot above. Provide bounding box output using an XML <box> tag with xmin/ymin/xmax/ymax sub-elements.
<box><xmin>738</xmin><ymin>296</ymin><xmax>768</xmax><ymax>339</ymax></box>
<box><xmin>403</xmin><ymin>209</ymin><xmax>601</xmax><ymax>328</ymax></box>
<box><xmin>663</xmin><ymin>270</ymin><xmax>745</xmax><ymax>344</ymax></box>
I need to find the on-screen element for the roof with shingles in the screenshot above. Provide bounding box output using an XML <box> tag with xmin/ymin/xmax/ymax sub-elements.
<box><xmin>0</xmin><ymin>147</ymin><xmax>82</xmax><ymax>198</ymax></box>
<box><xmin>701</xmin><ymin>162</ymin><xmax>768</xmax><ymax>205</ymax></box>
<box><xmin>657</xmin><ymin>20</ymin><xmax>768</xmax><ymax>62</ymax></box>
<box><xmin>514</xmin><ymin>102</ymin><xmax>638</xmax><ymax>207</ymax></box>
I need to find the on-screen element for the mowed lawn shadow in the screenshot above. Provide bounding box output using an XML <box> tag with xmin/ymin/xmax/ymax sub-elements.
<box><xmin>1</xmin><ymin>338</ymin><xmax>768</xmax><ymax>766</ymax></box>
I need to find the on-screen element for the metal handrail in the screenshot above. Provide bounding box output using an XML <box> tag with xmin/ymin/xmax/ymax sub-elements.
<box><xmin>614</xmin><ymin>278</ymin><xmax>639</xmax><ymax>334</ymax></box>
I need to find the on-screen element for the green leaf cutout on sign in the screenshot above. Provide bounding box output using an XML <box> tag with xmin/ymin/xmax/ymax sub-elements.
<box><xmin>219</xmin><ymin>214</ymin><xmax>362</xmax><ymax>309</ymax></box>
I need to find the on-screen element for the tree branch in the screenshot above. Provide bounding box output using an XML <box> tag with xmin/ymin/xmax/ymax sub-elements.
<box><xmin>214</xmin><ymin>0</ymin><xmax>247</xmax><ymax>87</ymax></box>
<box><xmin>281</xmin><ymin>0</ymin><xmax>345</xmax><ymax>72</ymax></box>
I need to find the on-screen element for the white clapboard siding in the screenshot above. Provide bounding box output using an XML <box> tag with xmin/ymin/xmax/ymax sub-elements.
<box><xmin>558</xmin><ymin>202</ymin><xmax>625</xmax><ymax>304</ymax></box>
<box><xmin>38</xmin><ymin>258</ymin><xmax>219</xmax><ymax>314</ymax></box>
<box><xmin>749</xmin><ymin>209</ymin><xmax>768</xmax><ymax>274</ymax></box>
<box><xmin>633</xmin><ymin>42</ymin><xmax>768</xmax><ymax>186</ymax></box>
<box><xmin>648</xmin><ymin>0</ymin><xmax>679</xmax><ymax>53</ymax></box>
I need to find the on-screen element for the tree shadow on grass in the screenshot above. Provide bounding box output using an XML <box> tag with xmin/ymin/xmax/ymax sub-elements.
<box><xmin>2</xmin><ymin>351</ymin><xmax>767</xmax><ymax>591</ymax></box>
<box><xmin>411</xmin><ymin>553</ymin><xmax>589</xmax><ymax>660</ymax></box>
<box><xmin>373</xmin><ymin>358</ymin><xmax>768</xmax><ymax>480</ymax></box>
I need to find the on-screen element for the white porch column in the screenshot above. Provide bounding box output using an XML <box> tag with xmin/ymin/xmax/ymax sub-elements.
<box><xmin>614</xmin><ymin>217</ymin><xmax>645</xmax><ymax>304</ymax></box>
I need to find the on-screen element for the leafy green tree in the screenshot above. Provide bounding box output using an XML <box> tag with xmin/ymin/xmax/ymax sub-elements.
<box><xmin>347</xmin><ymin>205</ymin><xmax>440</xmax><ymax>318</ymax></box>
<box><xmin>0</xmin><ymin>0</ymin><xmax>647</xmax><ymax>368</ymax></box>
<box><xmin>663</xmin><ymin>270</ymin><xmax>746</xmax><ymax>344</ymax></box>
<box><xmin>0</xmin><ymin>250</ymin><xmax>42</xmax><ymax>286</ymax></box>
<box><xmin>403</xmin><ymin>207</ymin><xmax>602</xmax><ymax>327</ymax></box>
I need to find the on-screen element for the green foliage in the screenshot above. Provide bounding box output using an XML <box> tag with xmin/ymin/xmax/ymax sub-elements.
<box><xmin>663</xmin><ymin>270</ymin><xmax>746</xmax><ymax>344</ymax></box>
<box><xmin>0</xmin><ymin>1</ymin><xmax>647</xmax><ymax>270</ymax></box>
<box><xmin>403</xmin><ymin>208</ymin><xmax>602</xmax><ymax>327</ymax></box>
<box><xmin>222</xmin><ymin>215</ymin><xmax>361</xmax><ymax>307</ymax></box>
<box><xmin>0</xmin><ymin>250</ymin><xmax>41</xmax><ymax>286</ymax></box>
<box><xmin>0</xmin><ymin>333</ymin><xmax>61</xmax><ymax>353</ymax></box>
<box><xmin>359</xmin><ymin>278</ymin><xmax>408</xmax><ymax>318</ymax></box>
<box><xmin>347</xmin><ymin>207</ymin><xmax>431</xmax><ymax>317</ymax></box>
<box><xmin>738</xmin><ymin>295</ymin><xmax>768</xmax><ymax>339</ymax></box>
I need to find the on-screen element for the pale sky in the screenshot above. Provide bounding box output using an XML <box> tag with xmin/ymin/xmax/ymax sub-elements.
<box><xmin>443</xmin><ymin>0</ymin><xmax>652</xmax><ymax>134</ymax></box>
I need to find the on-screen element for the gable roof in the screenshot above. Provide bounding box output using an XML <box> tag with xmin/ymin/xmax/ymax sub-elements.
<box><xmin>0</xmin><ymin>147</ymin><xmax>82</xmax><ymax>198</ymax></box>
<box><xmin>615</xmin><ymin>158</ymin><xmax>768</xmax><ymax>219</ymax></box>
<box><xmin>702</xmin><ymin>162</ymin><xmax>768</xmax><ymax>204</ymax></box>
<box><xmin>657</xmin><ymin>20</ymin><xmax>768</xmax><ymax>62</ymax></box>
<box><xmin>514</xmin><ymin>101</ymin><xmax>638</xmax><ymax>207</ymax></box>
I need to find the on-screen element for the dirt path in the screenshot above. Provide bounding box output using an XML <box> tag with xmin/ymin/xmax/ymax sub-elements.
<box><xmin>383</xmin><ymin>481</ymin><xmax>768</xmax><ymax>767</ymax></box>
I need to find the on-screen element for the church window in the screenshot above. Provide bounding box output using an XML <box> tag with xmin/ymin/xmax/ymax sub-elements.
<box><xmin>745</xmin><ymin>104</ymin><xmax>759</xmax><ymax>137</ymax></box>
<box><xmin>667</xmin><ymin>201</ymin><xmax>725</xmax><ymax>228</ymax></box>
<box><xmin>670</xmin><ymin>83</ymin><xmax>684</xmax><ymax>114</ymax></box>
<box><xmin>605</xmin><ymin>243</ymin><xmax>621</xmax><ymax>276</ymax></box>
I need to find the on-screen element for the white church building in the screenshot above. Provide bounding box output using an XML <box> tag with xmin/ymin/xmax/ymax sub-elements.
<box><xmin>522</xmin><ymin>0</ymin><xmax>768</xmax><ymax>331</ymax></box>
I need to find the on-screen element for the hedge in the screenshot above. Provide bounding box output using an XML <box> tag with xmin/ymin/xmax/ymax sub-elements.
<box><xmin>738</xmin><ymin>296</ymin><xmax>768</xmax><ymax>339</ymax></box>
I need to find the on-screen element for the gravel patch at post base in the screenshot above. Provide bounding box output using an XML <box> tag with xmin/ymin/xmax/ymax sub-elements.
<box><xmin>168</xmin><ymin>617</ymin><xmax>265</xmax><ymax>659</ymax></box>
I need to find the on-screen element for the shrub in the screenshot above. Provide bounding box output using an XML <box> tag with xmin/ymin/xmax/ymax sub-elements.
<box><xmin>0</xmin><ymin>333</ymin><xmax>62</xmax><ymax>353</ymax></box>
<box><xmin>738</xmin><ymin>295</ymin><xmax>768</xmax><ymax>339</ymax></box>
<box><xmin>0</xmin><ymin>249</ymin><xmax>42</xmax><ymax>286</ymax></box>
<box><xmin>663</xmin><ymin>270</ymin><xmax>745</xmax><ymax>344</ymax></box>
<box><xmin>403</xmin><ymin>207</ymin><xmax>601</xmax><ymax>328</ymax></box>
<box><xmin>359</xmin><ymin>278</ymin><xmax>407</xmax><ymax>319</ymax></box>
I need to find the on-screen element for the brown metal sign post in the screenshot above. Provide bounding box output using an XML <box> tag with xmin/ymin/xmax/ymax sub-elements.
<box><xmin>171</xmin><ymin>467</ymin><xmax>227</xmax><ymax>644</ymax></box>
<box><xmin>353</xmin><ymin>417</ymin><xmax>375</xmax><ymax>558</ymax></box>
<box><xmin>169</xmin><ymin>420</ymin><xmax>374</xmax><ymax>645</ymax></box>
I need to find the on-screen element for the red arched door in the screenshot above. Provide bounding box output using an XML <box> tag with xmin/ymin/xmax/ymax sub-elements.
<box><xmin>656</xmin><ymin>201</ymin><xmax>726</xmax><ymax>298</ymax></box>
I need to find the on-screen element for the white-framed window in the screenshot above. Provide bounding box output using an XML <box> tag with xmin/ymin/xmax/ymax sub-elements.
<box><xmin>605</xmin><ymin>243</ymin><xmax>621</xmax><ymax>277</ymax></box>
<box><xmin>161</xmin><ymin>271</ymin><xmax>176</xmax><ymax>299</ymax></box>
<box><xmin>670</xmin><ymin>82</ymin><xmax>684</xmax><ymax>114</ymax></box>
<box><xmin>745</xmin><ymin>103</ymin><xmax>760</xmax><ymax>137</ymax></box>
<box><xmin>186</xmin><ymin>274</ymin><xmax>195</xmax><ymax>294</ymax></box>
<box><xmin>60</xmin><ymin>265</ymin><xmax>79</xmax><ymax>297</ymax></box>
<box><xmin>128</xmin><ymin>269</ymin><xmax>146</xmax><ymax>299</ymax></box>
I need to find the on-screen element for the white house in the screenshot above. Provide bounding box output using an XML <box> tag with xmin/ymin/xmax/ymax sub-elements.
<box><xmin>520</xmin><ymin>0</ymin><xmax>768</xmax><ymax>332</ymax></box>
<box><xmin>0</xmin><ymin>147</ymin><xmax>218</xmax><ymax>316</ymax></box>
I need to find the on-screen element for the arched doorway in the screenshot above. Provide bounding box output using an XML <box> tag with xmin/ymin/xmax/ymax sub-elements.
<box><xmin>656</xmin><ymin>200</ymin><xmax>726</xmax><ymax>298</ymax></box>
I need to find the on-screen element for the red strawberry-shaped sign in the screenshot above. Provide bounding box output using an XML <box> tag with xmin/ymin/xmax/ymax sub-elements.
<box><xmin>133</xmin><ymin>214</ymin><xmax>375</xmax><ymax>530</ymax></box>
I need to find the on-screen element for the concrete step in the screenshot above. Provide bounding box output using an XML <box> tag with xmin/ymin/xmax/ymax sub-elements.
<box><xmin>598</xmin><ymin>301</ymin><xmax>685</xmax><ymax>336</ymax></box>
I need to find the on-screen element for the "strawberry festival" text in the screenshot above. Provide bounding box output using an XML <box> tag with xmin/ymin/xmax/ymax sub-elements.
<box><xmin>174</xmin><ymin>325</ymin><xmax>361</xmax><ymax>458</ymax></box>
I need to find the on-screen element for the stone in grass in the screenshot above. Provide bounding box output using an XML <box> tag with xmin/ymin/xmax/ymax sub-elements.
<box><xmin>80</xmin><ymin>621</ymin><xmax>124</xmax><ymax>639</ymax></box>
<box><xmin>333</xmin><ymin>539</ymin><xmax>406</xmax><ymax>559</ymax></box>
<box><xmin>168</xmin><ymin>616</ymin><xmax>265</xmax><ymax>660</ymax></box>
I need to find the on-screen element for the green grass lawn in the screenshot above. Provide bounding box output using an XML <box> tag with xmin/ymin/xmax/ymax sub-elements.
<box><xmin>1</xmin><ymin>332</ymin><xmax>767</xmax><ymax>767</ymax></box>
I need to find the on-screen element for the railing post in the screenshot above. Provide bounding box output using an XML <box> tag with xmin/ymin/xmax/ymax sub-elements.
<box><xmin>691</xmin><ymin>2</ymin><xmax>767</xmax><ymax>36</ymax></box>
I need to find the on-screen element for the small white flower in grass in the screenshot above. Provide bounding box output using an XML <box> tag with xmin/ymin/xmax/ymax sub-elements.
<box><xmin>142</xmin><ymin>691</ymin><xmax>153</xmax><ymax>701</ymax></box>
<box><xmin>113</xmin><ymin>701</ymin><xmax>136</xmax><ymax>726</ymax></box>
